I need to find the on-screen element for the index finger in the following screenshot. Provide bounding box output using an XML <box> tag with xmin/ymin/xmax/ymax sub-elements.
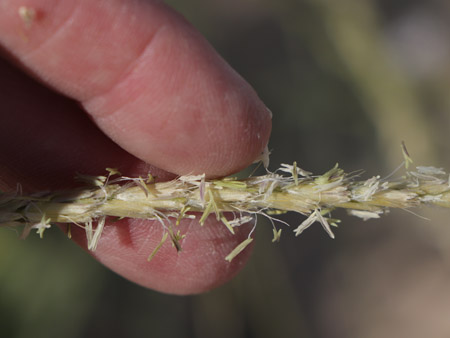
<box><xmin>0</xmin><ymin>0</ymin><xmax>272</xmax><ymax>177</ymax></box>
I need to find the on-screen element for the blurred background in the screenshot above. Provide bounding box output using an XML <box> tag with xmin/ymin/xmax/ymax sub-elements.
<box><xmin>2</xmin><ymin>0</ymin><xmax>450</xmax><ymax>337</ymax></box>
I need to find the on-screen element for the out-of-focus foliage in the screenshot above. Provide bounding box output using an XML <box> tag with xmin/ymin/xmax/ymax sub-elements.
<box><xmin>2</xmin><ymin>0</ymin><xmax>450</xmax><ymax>337</ymax></box>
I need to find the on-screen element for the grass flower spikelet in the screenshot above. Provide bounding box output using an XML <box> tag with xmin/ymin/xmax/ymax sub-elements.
<box><xmin>1</xmin><ymin>159</ymin><xmax>450</xmax><ymax>260</ymax></box>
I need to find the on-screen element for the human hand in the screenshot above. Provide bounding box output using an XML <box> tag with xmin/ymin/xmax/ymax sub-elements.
<box><xmin>0</xmin><ymin>0</ymin><xmax>271</xmax><ymax>294</ymax></box>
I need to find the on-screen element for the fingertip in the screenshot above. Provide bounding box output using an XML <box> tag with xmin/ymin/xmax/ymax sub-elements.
<box><xmin>83</xmin><ymin>13</ymin><xmax>272</xmax><ymax>176</ymax></box>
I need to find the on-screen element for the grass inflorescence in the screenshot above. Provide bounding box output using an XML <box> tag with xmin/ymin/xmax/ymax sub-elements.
<box><xmin>1</xmin><ymin>147</ymin><xmax>450</xmax><ymax>261</ymax></box>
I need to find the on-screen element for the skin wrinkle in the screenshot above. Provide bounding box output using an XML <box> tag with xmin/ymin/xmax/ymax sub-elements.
<box><xmin>82</xmin><ymin>8</ymin><xmax>194</xmax><ymax>115</ymax></box>
<box><xmin>20</xmin><ymin>2</ymin><xmax>79</xmax><ymax>66</ymax></box>
<box><xmin>3</xmin><ymin>0</ymin><xmax>174</xmax><ymax>101</ymax></box>
<box><xmin>79</xmin><ymin>23</ymin><xmax>170</xmax><ymax>144</ymax></box>
<box><xmin>82</xmin><ymin>25</ymin><xmax>183</xmax><ymax>127</ymax></box>
<box><xmin>81</xmin><ymin>22</ymin><xmax>165</xmax><ymax>105</ymax></box>
<box><xmin>91</xmin><ymin>21</ymin><xmax>240</xmax><ymax>112</ymax></box>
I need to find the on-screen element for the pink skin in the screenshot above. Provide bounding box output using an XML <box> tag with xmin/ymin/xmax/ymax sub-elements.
<box><xmin>0</xmin><ymin>0</ymin><xmax>271</xmax><ymax>294</ymax></box>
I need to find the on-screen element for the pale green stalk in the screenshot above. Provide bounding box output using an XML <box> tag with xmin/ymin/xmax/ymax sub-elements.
<box><xmin>1</xmin><ymin>157</ymin><xmax>450</xmax><ymax>261</ymax></box>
